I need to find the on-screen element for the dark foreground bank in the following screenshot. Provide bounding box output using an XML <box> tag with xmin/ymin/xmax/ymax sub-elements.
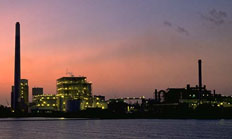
<box><xmin>1</xmin><ymin>103</ymin><xmax>232</xmax><ymax>119</ymax></box>
<box><xmin>1</xmin><ymin>110</ymin><xmax>232</xmax><ymax>119</ymax></box>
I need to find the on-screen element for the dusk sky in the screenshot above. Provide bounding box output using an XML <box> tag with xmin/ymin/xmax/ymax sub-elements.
<box><xmin>0</xmin><ymin>0</ymin><xmax>232</xmax><ymax>105</ymax></box>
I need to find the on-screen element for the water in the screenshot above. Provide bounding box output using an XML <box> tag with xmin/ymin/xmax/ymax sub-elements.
<box><xmin>0</xmin><ymin>118</ymin><xmax>232</xmax><ymax>139</ymax></box>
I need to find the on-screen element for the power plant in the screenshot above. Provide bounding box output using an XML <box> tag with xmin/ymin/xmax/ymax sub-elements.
<box><xmin>9</xmin><ymin>22</ymin><xmax>232</xmax><ymax>114</ymax></box>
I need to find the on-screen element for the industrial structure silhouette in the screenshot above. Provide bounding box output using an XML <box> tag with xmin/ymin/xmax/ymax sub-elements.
<box><xmin>5</xmin><ymin>22</ymin><xmax>232</xmax><ymax>118</ymax></box>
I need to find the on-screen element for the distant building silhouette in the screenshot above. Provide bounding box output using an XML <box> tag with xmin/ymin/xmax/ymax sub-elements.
<box><xmin>11</xmin><ymin>79</ymin><xmax>29</xmax><ymax>112</ymax></box>
<box><xmin>153</xmin><ymin>59</ymin><xmax>212</xmax><ymax>103</ymax></box>
<box><xmin>198</xmin><ymin>59</ymin><xmax>202</xmax><ymax>92</ymax></box>
<box><xmin>11</xmin><ymin>22</ymin><xmax>21</xmax><ymax>112</ymax></box>
<box><xmin>32</xmin><ymin>87</ymin><xmax>43</xmax><ymax>97</ymax></box>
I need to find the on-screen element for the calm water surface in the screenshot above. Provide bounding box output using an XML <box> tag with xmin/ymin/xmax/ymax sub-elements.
<box><xmin>0</xmin><ymin>118</ymin><xmax>231</xmax><ymax>139</ymax></box>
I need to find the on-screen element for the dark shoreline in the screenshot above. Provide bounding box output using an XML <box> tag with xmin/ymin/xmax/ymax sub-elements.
<box><xmin>1</xmin><ymin>113</ymin><xmax>232</xmax><ymax>120</ymax></box>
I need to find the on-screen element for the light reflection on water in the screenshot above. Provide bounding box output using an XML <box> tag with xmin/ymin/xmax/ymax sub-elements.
<box><xmin>0</xmin><ymin>118</ymin><xmax>232</xmax><ymax>139</ymax></box>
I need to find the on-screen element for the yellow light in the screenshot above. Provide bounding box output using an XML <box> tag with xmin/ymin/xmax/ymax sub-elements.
<box><xmin>102</xmin><ymin>106</ymin><xmax>105</xmax><ymax>109</ymax></box>
<box><xmin>47</xmin><ymin>104</ymin><xmax>50</xmax><ymax>106</ymax></box>
<box><xmin>60</xmin><ymin>117</ymin><xmax>65</xmax><ymax>120</ymax></box>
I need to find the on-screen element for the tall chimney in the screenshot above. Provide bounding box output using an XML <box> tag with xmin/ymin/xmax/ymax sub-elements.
<box><xmin>154</xmin><ymin>89</ymin><xmax>158</xmax><ymax>101</ymax></box>
<box><xmin>13</xmin><ymin>22</ymin><xmax>21</xmax><ymax>111</ymax></box>
<box><xmin>198</xmin><ymin>59</ymin><xmax>202</xmax><ymax>91</ymax></box>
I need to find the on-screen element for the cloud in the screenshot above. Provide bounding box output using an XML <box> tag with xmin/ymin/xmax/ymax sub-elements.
<box><xmin>201</xmin><ymin>9</ymin><xmax>228</xmax><ymax>25</ymax></box>
<box><xmin>176</xmin><ymin>26</ymin><xmax>189</xmax><ymax>36</ymax></box>
<box><xmin>163</xmin><ymin>21</ymin><xmax>172</xmax><ymax>27</ymax></box>
<box><xmin>163</xmin><ymin>21</ymin><xmax>189</xmax><ymax>36</ymax></box>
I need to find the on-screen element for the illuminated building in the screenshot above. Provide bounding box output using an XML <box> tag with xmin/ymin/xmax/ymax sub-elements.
<box><xmin>10</xmin><ymin>22</ymin><xmax>108</xmax><ymax>113</ymax></box>
<box><xmin>32</xmin><ymin>87</ymin><xmax>43</xmax><ymax>97</ymax></box>
<box><xmin>31</xmin><ymin>76</ymin><xmax>108</xmax><ymax>113</ymax></box>
<box><xmin>92</xmin><ymin>95</ymin><xmax>108</xmax><ymax>110</ymax></box>
<box><xmin>31</xmin><ymin>94</ymin><xmax>58</xmax><ymax>112</ymax></box>
<box><xmin>11</xmin><ymin>79</ymin><xmax>29</xmax><ymax>112</ymax></box>
<box><xmin>57</xmin><ymin>77</ymin><xmax>92</xmax><ymax>98</ymax></box>
<box><xmin>20</xmin><ymin>79</ymin><xmax>29</xmax><ymax>106</ymax></box>
<box><xmin>56</xmin><ymin>77</ymin><xmax>92</xmax><ymax>111</ymax></box>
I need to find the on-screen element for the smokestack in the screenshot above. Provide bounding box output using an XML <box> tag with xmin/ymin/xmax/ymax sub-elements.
<box><xmin>154</xmin><ymin>89</ymin><xmax>158</xmax><ymax>101</ymax></box>
<box><xmin>158</xmin><ymin>91</ymin><xmax>161</xmax><ymax>102</ymax></box>
<box><xmin>13</xmin><ymin>22</ymin><xmax>21</xmax><ymax>111</ymax></box>
<box><xmin>198</xmin><ymin>59</ymin><xmax>202</xmax><ymax>91</ymax></box>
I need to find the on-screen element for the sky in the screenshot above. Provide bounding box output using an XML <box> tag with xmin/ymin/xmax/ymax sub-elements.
<box><xmin>0</xmin><ymin>0</ymin><xmax>232</xmax><ymax>105</ymax></box>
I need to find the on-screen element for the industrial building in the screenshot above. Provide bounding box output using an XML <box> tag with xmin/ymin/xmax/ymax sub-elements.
<box><xmin>9</xmin><ymin>22</ymin><xmax>231</xmax><ymax>115</ymax></box>
<box><xmin>153</xmin><ymin>60</ymin><xmax>211</xmax><ymax>103</ymax></box>
<box><xmin>32</xmin><ymin>87</ymin><xmax>43</xmax><ymax>97</ymax></box>
<box><xmin>92</xmin><ymin>95</ymin><xmax>108</xmax><ymax>110</ymax></box>
<box><xmin>31</xmin><ymin>94</ymin><xmax>58</xmax><ymax>113</ymax></box>
<box><xmin>56</xmin><ymin>76</ymin><xmax>92</xmax><ymax>111</ymax></box>
<box><xmin>11</xmin><ymin>79</ymin><xmax>29</xmax><ymax>112</ymax></box>
<box><xmin>151</xmin><ymin>59</ymin><xmax>232</xmax><ymax>109</ymax></box>
<box><xmin>30</xmin><ymin>76</ymin><xmax>108</xmax><ymax>113</ymax></box>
